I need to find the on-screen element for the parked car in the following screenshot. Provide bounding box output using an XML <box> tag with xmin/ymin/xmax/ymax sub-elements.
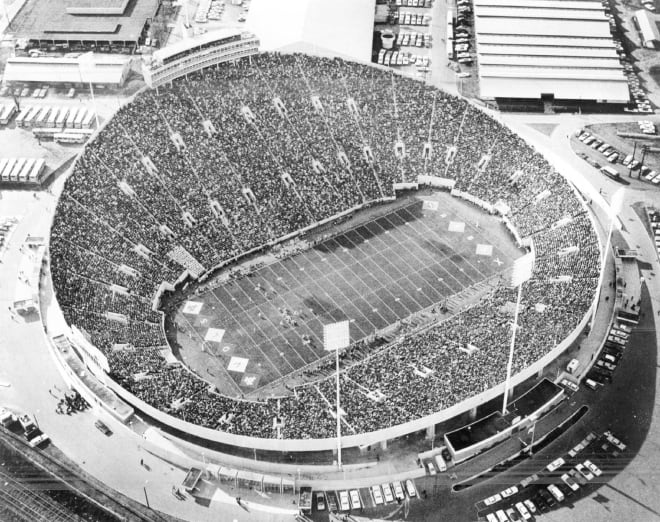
<box><xmin>371</xmin><ymin>485</ymin><xmax>384</xmax><ymax>505</ymax></box>
<box><xmin>405</xmin><ymin>480</ymin><xmax>417</xmax><ymax>497</ymax></box>
<box><xmin>349</xmin><ymin>490</ymin><xmax>361</xmax><ymax>509</ymax></box>
<box><xmin>547</xmin><ymin>484</ymin><xmax>565</xmax><ymax>502</ymax></box>
<box><xmin>523</xmin><ymin>499</ymin><xmax>537</xmax><ymax>514</ymax></box>
<box><xmin>501</xmin><ymin>486</ymin><xmax>518</xmax><ymax>498</ymax></box>
<box><xmin>585</xmin><ymin>460</ymin><xmax>602</xmax><ymax>477</ymax></box>
<box><xmin>315</xmin><ymin>491</ymin><xmax>326</xmax><ymax>511</ymax></box>
<box><xmin>576</xmin><ymin>463</ymin><xmax>594</xmax><ymax>481</ymax></box>
<box><xmin>484</xmin><ymin>493</ymin><xmax>502</xmax><ymax>506</ymax></box>
<box><xmin>338</xmin><ymin>491</ymin><xmax>350</xmax><ymax>511</ymax></box>
<box><xmin>94</xmin><ymin>420</ymin><xmax>112</xmax><ymax>436</ymax></box>
<box><xmin>381</xmin><ymin>483</ymin><xmax>394</xmax><ymax>503</ymax></box>
<box><xmin>392</xmin><ymin>481</ymin><xmax>405</xmax><ymax>501</ymax></box>
<box><xmin>546</xmin><ymin>456</ymin><xmax>565</xmax><ymax>472</ymax></box>
<box><xmin>604</xmin><ymin>431</ymin><xmax>627</xmax><ymax>451</ymax></box>
<box><xmin>515</xmin><ymin>502</ymin><xmax>532</xmax><ymax>520</ymax></box>
<box><xmin>561</xmin><ymin>473</ymin><xmax>580</xmax><ymax>492</ymax></box>
<box><xmin>506</xmin><ymin>507</ymin><xmax>521</xmax><ymax>521</ymax></box>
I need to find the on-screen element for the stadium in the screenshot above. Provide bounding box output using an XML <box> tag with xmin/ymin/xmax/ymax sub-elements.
<box><xmin>46</xmin><ymin>39</ymin><xmax>603</xmax><ymax>460</ymax></box>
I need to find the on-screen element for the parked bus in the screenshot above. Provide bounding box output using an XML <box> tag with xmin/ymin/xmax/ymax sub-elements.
<box><xmin>46</xmin><ymin>107</ymin><xmax>60</xmax><ymax>128</ymax></box>
<box><xmin>65</xmin><ymin>107</ymin><xmax>79</xmax><ymax>128</ymax></box>
<box><xmin>54</xmin><ymin>132</ymin><xmax>89</xmax><ymax>144</ymax></box>
<box><xmin>0</xmin><ymin>158</ymin><xmax>9</xmax><ymax>181</ymax></box>
<box><xmin>15</xmin><ymin>106</ymin><xmax>32</xmax><ymax>127</ymax></box>
<box><xmin>33</xmin><ymin>127</ymin><xmax>60</xmax><ymax>140</ymax></box>
<box><xmin>8</xmin><ymin>158</ymin><xmax>27</xmax><ymax>181</ymax></box>
<box><xmin>28</xmin><ymin>159</ymin><xmax>46</xmax><ymax>184</ymax></box>
<box><xmin>1</xmin><ymin>158</ymin><xmax>16</xmax><ymax>182</ymax></box>
<box><xmin>600</xmin><ymin>165</ymin><xmax>620</xmax><ymax>180</ymax></box>
<box><xmin>81</xmin><ymin>110</ymin><xmax>96</xmax><ymax>129</ymax></box>
<box><xmin>23</xmin><ymin>106</ymin><xmax>40</xmax><ymax>128</ymax></box>
<box><xmin>0</xmin><ymin>104</ymin><xmax>17</xmax><ymax>125</ymax></box>
<box><xmin>18</xmin><ymin>158</ymin><xmax>35</xmax><ymax>183</ymax></box>
<box><xmin>74</xmin><ymin>108</ymin><xmax>87</xmax><ymax>129</ymax></box>
<box><xmin>32</xmin><ymin>106</ymin><xmax>50</xmax><ymax>128</ymax></box>
<box><xmin>56</xmin><ymin>107</ymin><xmax>69</xmax><ymax>128</ymax></box>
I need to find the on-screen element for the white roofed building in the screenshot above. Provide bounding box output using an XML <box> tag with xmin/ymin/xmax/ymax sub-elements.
<box><xmin>3</xmin><ymin>55</ymin><xmax>130</xmax><ymax>86</ymax></box>
<box><xmin>246</xmin><ymin>0</ymin><xmax>375</xmax><ymax>63</ymax></box>
<box><xmin>473</xmin><ymin>0</ymin><xmax>630</xmax><ymax>109</ymax></box>
<box><xmin>633</xmin><ymin>10</ymin><xmax>660</xmax><ymax>49</ymax></box>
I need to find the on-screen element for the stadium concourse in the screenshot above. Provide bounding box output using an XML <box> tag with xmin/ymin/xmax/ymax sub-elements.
<box><xmin>48</xmin><ymin>52</ymin><xmax>601</xmax><ymax>442</ymax></box>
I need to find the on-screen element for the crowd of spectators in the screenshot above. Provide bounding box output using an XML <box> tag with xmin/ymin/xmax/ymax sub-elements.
<box><xmin>49</xmin><ymin>52</ymin><xmax>602</xmax><ymax>439</ymax></box>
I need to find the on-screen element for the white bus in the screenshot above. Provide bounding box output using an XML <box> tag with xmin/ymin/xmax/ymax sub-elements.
<box><xmin>32</xmin><ymin>107</ymin><xmax>50</xmax><ymax>128</ymax></box>
<box><xmin>15</xmin><ymin>106</ymin><xmax>32</xmax><ymax>127</ymax></box>
<box><xmin>0</xmin><ymin>104</ymin><xmax>17</xmax><ymax>125</ymax></box>
<box><xmin>33</xmin><ymin>127</ymin><xmax>60</xmax><ymax>140</ymax></box>
<box><xmin>0</xmin><ymin>158</ymin><xmax>9</xmax><ymax>180</ymax></box>
<box><xmin>8</xmin><ymin>158</ymin><xmax>27</xmax><ymax>181</ymax></box>
<box><xmin>54</xmin><ymin>132</ymin><xmax>90</xmax><ymax>144</ymax></box>
<box><xmin>18</xmin><ymin>158</ymin><xmax>36</xmax><ymax>182</ymax></box>
<box><xmin>74</xmin><ymin>108</ymin><xmax>87</xmax><ymax>129</ymax></box>
<box><xmin>28</xmin><ymin>159</ymin><xmax>45</xmax><ymax>184</ymax></box>
<box><xmin>81</xmin><ymin>110</ymin><xmax>96</xmax><ymax>129</ymax></box>
<box><xmin>600</xmin><ymin>165</ymin><xmax>620</xmax><ymax>180</ymax></box>
<box><xmin>1</xmin><ymin>158</ymin><xmax>16</xmax><ymax>182</ymax></box>
<box><xmin>56</xmin><ymin>107</ymin><xmax>69</xmax><ymax>128</ymax></box>
<box><xmin>65</xmin><ymin>107</ymin><xmax>79</xmax><ymax>128</ymax></box>
<box><xmin>23</xmin><ymin>106</ymin><xmax>40</xmax><ymax>128</ymax></box>
<box><xmin>46</xmin><ymin>107</ymin><xmax>59</xmax><ymax>128</ymax></box>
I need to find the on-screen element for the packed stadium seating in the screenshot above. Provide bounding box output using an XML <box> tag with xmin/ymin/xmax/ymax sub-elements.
<box><xmin>49</xmin><ymin>53</ymin><xmax>601</xmax><ymax>439</ymax></box>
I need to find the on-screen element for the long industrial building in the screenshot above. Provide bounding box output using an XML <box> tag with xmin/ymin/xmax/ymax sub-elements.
<box><xmin>473</xmin><ymin>0</ymin><xmax>630</xmax><ymax>110</ymax></box>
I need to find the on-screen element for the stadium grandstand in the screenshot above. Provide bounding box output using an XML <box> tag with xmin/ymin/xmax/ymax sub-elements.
<box><xmin>47</xmin><ymin>52</ymin><xmax>601</xmax><ymax>456</ymax></box>
<box><xmin>473</xmin><ymin>0</ymin><xmax>630</xmax><ymax>110</ymax></box>
<box><xmin>142</xmin><ymin>31</ymin><xmax>260</xmax><ymax>88</ymax></box>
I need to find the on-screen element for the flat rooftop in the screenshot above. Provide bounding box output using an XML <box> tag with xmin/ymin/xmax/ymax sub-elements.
<box><xmin>473</xmin><ymin>0</ymin><xmax>629</xmax><ymax>102</ymax></box>
<box><xmin>9</xmin><ymin>0</ymin><xmax>159</xmax><ymax>42</ymax></box>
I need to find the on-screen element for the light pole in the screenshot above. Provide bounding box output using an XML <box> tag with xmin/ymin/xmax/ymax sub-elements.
<box><xmin>502</xmin><ymin>253</ymin><xmax>534</xmax><ymax>416</ymax></box>
<box><xmin>323</xmin><ymin>321</ymin><xmax>350</xmax><ymax>469</ymax></box>
<box><xmin>143</xmin><ymin>481</ymin><xmax>150</xmax><ymax>508</ymax></box>
<box><xmin>77</xmin><ymin>52</ymin><xmax>101</xmax><ymax>129</ymax></box>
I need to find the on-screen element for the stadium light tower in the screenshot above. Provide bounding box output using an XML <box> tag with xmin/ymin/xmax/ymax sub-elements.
<box><xmin>77</xmin><ymin>52</ymin><xmax>101</xmax><ymax>129</ymax></box>
<box><xmin>591</xmin><ymin>187</ymin><xmax>625</xmax><ymax>326</ymax></box>
<box><xmin>323</xmin><ymin>320</ymin><xmax>350</xmax><ymax>469</ymax></box>
<box><xmin>502</xmin><ymin>253</ymin><xmax>534</xmax><ymax>416</ymax></box>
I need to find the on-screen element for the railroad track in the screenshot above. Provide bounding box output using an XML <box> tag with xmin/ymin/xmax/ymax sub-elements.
<box><xmin>0</xmin><ymin>428</ymin><xmax>174</xmax><ymax>522</ymax></box>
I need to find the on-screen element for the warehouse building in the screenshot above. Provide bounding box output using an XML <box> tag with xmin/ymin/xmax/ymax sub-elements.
<box><xmin>8</xmin><ymin>0</ymin><xmax>159</xmax><ymax>53</ymax></box>
<box><xmin>473</xmin><ymin>0</ymin><xmax>630</xmax><ymax>111</ymax></box>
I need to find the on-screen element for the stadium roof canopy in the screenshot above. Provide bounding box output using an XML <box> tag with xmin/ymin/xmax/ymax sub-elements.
<box><xmin>9</xmin><ymin>0</ymin><xmax>158</xmax><ymax>44</ymax></box>
<box><xmin>246</xmin><ymin>0</ymin><xmax>375</xmax><ymax>63</ymax></box>
<box><xmin>473</xmin><ymin>0</ymin><xmax>630</xmax><ymax>103</ymax></box>
<box><xmin>3</xmin><ymin>56</ymin><xmax>130</xmax><ymax>86</ymax></box>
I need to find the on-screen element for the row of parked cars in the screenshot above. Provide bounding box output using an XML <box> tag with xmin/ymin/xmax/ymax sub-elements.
<box><xmin>649</xmin><ymin>209</ymin><xmax>660</xmax><ymax>260</ymax></box>
<box><xmin>479</xmin><ymin>429</ymin><xmax>627</xmax><ymax>521</ymax></box>
<box><xmin>576</xmin><ymin>129</ymin><xmax>660</xmax><ymax>184</ymax></box>
<box><xmin>312</xmin><ymin>479</ymin><xmax>418</xmax><ymax>513</ymax></box>
<box><xmin>584</xmin><ymin>322</ymin><xmax>631</xmax><ymax>388</ymax></box>
<box><xmin>394</xmin><ymin>0</ymin><xmax>433</xmax><ymax>6</ymax></box>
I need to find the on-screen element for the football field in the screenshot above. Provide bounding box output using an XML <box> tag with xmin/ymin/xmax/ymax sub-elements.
<box><xmin>174</xmin><ymin>194</ymin><xmax>521</xmax><ymax>397</ymax></box>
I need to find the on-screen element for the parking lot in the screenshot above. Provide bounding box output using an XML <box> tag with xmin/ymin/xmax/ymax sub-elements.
<box><xmin>306</xmin><ymin>478</ymin><xmax>421</xmax><ymax>517</ymax></box>
<box><xmin>475</xmin><ymin>430</ymin><xmax>627</xmax><ymax>521</ymax></box>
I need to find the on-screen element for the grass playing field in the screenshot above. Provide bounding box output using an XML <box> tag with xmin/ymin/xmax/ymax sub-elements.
<box><xmin>173</xmin><ymin>192</ymin><xmax>521</xmax><ymax>398</ymax></box>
